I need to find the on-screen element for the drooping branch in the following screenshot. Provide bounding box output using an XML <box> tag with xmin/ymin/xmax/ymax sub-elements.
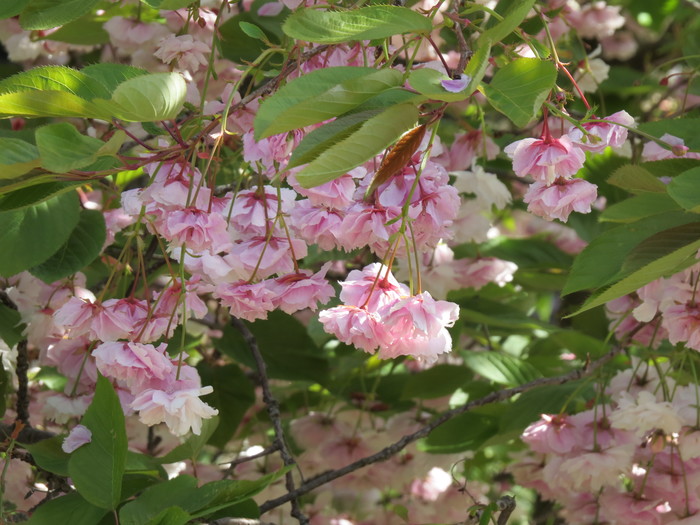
<box><xmin>231</xmin><ymin>317</ymin><xmax>308</xmax><ymax>525</ymax></box>
<box><xmin>259</xmin><ymin>344</ymin><xmax>623</xmax><ymax>514</ymax></box>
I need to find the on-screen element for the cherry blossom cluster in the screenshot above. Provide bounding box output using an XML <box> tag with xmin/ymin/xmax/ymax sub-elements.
<box><xmin>513</xmin><ymin>357</ymin><xmax>700</xmax><ymax>524</ymax></box>
<box><xmin>505</xmin><ymin>110</ymin><xmax>634</xmax><ymax>222</ymax></box>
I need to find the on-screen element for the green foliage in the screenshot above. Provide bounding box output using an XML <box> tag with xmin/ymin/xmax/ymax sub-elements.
<box><xmin>477</xmin><ymin>0</ymin><xmax>536</xmax><ymax>45</ymax></box>
<box><xmin>0</xmin><ymin>304</ymin><xmax>24</xmax><ymax>348</ymax></box>
<box><xmin>282</xmin><ymin>6</ymin><xmax>432</xmax><ymax>44</ymax></box>
<box><xmin>0</xmin><ymin>138</ymin><xmax>40</xmax><ymax>179</ymax></box>
<box><xmin>68</xmin><ymin>375</ymin><xmax>128</xmax><ymax>509</ymax></box>
<box><xmin>254</xmin><ymin>67</ymin><xmax>404</xmax><ymax>139</ymax></box>
<box><xmin>463</xmin><ymin>351</ymin><xmax>542</xmax><ymax>386</ymax></box>
<box><xmin>420</xmin><ymin>411</ymin><xmax>500</xmax><ymax>453</ymax></box>
<box><xmin>483</xmin><ymin>58</ymin><xmax>557</xmax><ymax>127</ymax></box>
<box><xmin>23</xmin><ymin>436</ymin><xmax>71</xmax><ymax>477</ymax></box>
<box><xmin>293</xmin><ymin>103</ymin><xmax>420</xmax><ymax>188</ymax></box>
<box><xmin>31</xmin><ymin>209</ymin><xmax>106</xmax><ymax>283</ymax></box>
<box><xmin>19</xmin><ymin>0</ymin><xmax>102</xmax><ymax>31</ymax></box>
<box><xmin>668</xmin><ymin>167</ymin><xmax>700</xmax><ymax>212</ymax></box>
<box><xmin>35</xmin><ymin>123</ymin><xmax>117</xmax><ymax>173</ymax></box>
<box><xmin>0</xmin><ymin>190</ymin><xmax>80</xmax><ymax>277</ymax></box>
<box><xmin>408</xmin><ymin>68</ymin><xmax>473</xmax><ymax>102</ymax></box>
<box><xmin>26</xmin><ymin>493</ymin><xmax>108</xmax><ymax>525</ymax></box>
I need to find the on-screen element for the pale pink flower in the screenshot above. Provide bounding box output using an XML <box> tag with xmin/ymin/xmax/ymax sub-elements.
<box><xmin>54</xmin><ymin>296</ymin><xmax>99</xmax><ymax>338</ymax></box>
<box><xmin>455</xmin><ymin>257</ymin><xmax>518</xmax><ymax>290</ymax></box>
<box><xmin>289</xmin><ymin>200</ymin><xmax>345</xmax><ymax>250</ymax></box>
<box><xmin>436</xmin><ymin>129</ymin><xmax>500</xmax><ymax>171</ymax></box>
<box><xmin>62</xmin><ymin>425</ymin><xmax>92</xmax><ymax>453</ymax></box>
<box><xmin>258</xmin><ymin>1</ymin><xmax>284</xmax><ymax>16</ymax></box>
<box><xmin>141</xmin><ymin>161</ymin><xmax>204</xmax><ymax>209</ymax></box>
<box><xmin>154</xmin><ymin>279</ymin><xmax>208</xmax><ymax>321</ymax></box>
<box><xmin>154</xmin><ymin>34</ymin><xmax>210</xmax><ymax>71</ymax></box>
<box><xmin>93</xmin><ymin>341</ymin><xmax>174</xmax><ymax>391</ymax></box>
<box><xmin>103</xmin><ymin>17</ymin><xmax>169</xmax><ymax>54</ymax></box>
<box><xmin>155</xmin><ymin>207</ymin><xmax>231</xmax><ymax>253</ymax></box>
<box><xmin>568</xmin><ymin>110</ymin><xmax>634</xmax><ymax>153</ymax></box>
<box><xmin>504</xmin><ymin>136</ymin><xmax>586</xmax><ymax>184</ymax></box>
<box><xmin>643</xmin><ymin>133</ymin><xmax>700</xmax><ymax>161</ymax></box>
<box><xmin>131</xmin><ymin>384</ymin><xmax>218</xmax><ymax>436</ymax></box>
<box><xmin>92</xmin><ymin>297</ymin><xmax>170</xmax><ymax>343</ymax></box>
<box><xmin>230</xmin><ymin>235</ymin><xmax>308</xmax><ymax>279</ymax></box>
<box><xmin>318</xmin><ymin>305</ymin><xmax>390</xmax><ymax>353</ymax></box>
<box><xmin>610</xmin><ymin>390</ymin><xmax>684</xmax><ymax>438</ymax></box>
<box><xmin>214</xmin><ymin>280</ymin><xmax>276</xmax><ymax>322</ymax></box>
<box><xmin>522</xmin><ymin>414</ymin><xmax>581</xmax><ymax>455</ymax></box>
<box><xmin>103</xmin><ymin>208</ymin><xmax>135</xmax><ymax>248</ymax></box>
<box><xmin>338</xmin><ymin>263</ymin><xmax>409</xmax><ymax>313</ymax></box>
<box><xmin>229</xmin><ymin>186</ymin><xmax>296</xmax><ymax>235</ymax></box>
<box><xmin>452</xmin><ymin>166</ymin><xmax>511</xmax><ymax>209</ymax></box>
<box><xmin>288</xmin><ymin>169</ymin><xmax>360</xmax><ymax>210</ymax></box>
<box><xmin>598</xmin><ymin>492</ymin><xmax>665</xmax><ymax>525</ymax></box>
<box><xmin>267</xmin><ymin>263</ymin><xmax>335</xmax><ymax>314</ymax></box>
<box><xmin>289</xmin><ymin>412</ymin><xmax>352</xmax><ymax>449</ymax></box>
<box><xmin>43</xmin><ymin>394</ymin><xmax>92</xmax><ymax>424</ymax></box>
<box><xmin>572</xmin><ymin>1</ymin><xmax>625</xmax><ymax>40</ymax></box>
<box><xmin>336</xmin><ymin>203</ymin><xmax>405</xmax><ymax>254</ymax></box>
<box><xmin>664</xmin><ymin>301</ymin><xmax>700</xmax><ymax>351</ymax></box>
<box><xmin>601</xmin><ymin>31</ymin><xmax>638</xmax><ymax>61</ymax></box>
<box><xmin>556</xmin><ymin>444</ymin><xmax>635</xmax><ymax>492</ymax></box>
<box><xmin>524</xmin><ymin>178</ymin><xmax>598</xmax><ymax>222</ymax></box>
<box><xmin>410</xmin><ymin>467</ymin><xmax>452</xmax><ymax>501</ymax></box>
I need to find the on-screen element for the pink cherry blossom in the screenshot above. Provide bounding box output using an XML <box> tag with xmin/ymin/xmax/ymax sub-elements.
<box><xmin>288</xmin><ymin>169</ymin><xmax>360</xmax><ymax>210</ymax></box>
<box><xmin>318</xmin><ymin>305</ymin><xmax>390</xmax><ymax>353</ymax></box>
<box><xmin>642</xmin><ymin>133</ymin><xmax>700</xmax><ymax>161</ymax></box>
<box><xmin>54</xmin><ymin>296</ymin><xmax>99</xmax><ymax>338</ymax></box>
<box><xmin>93</xmin><ymin>341</ymin><xmax>174</xmax><ymax>391</ymax></box>
<box><xmin>338</xmin><ymin>263</ymin><xmax>409</xmax><ymax>313</ymax></box>
<box><xmin>504</xmin><ymin>136</ymin><xmax>586</xmax><ymax>184</ymax></box>
<box><xmin>62</xmin><ymin>424</ymin><xmax>92</xmax><ymax>453</ymax></box>
<box><xmin>230</xmin><ymin>235</ymin><xmax>308</xmax><ymax>279</ymax></box>
<box><xmin>155</xmin><ymin>206</ymin><xmax>231</xmax><ymax>253</ymax></box>
<box><xmin>435</xmin><ymin>129</ymin><xmax>500</xmax><ymax>171</ymax></box>
<box><xmin>229</xmin><ymin>186</ymin><xmax>296</xmax><ymax>235</ymax></box>
<box><xmin>289</xmin><ymin>200</ymin><xmax>345</xmax><ymax>251</ymax></box>
<box><xmin>663</xmin><ymin>302</ymin><xmax>700</xmax><ymax>351</ymax></box>
<box><xmin>131</xmin><ymin>384</ymin><xmax>218</xmax><ymax>436</ymax></box>
<box><xmin>267</xmin><ymin>263</ymin><xmax>335</xmax><ymax>314</ymax></box>
<box><xmin>568</xmin><ymin>110</ymin><xmax>635</xmax><ymax>153</ymax></box>
<box><xmin>524</xmin><ymin>178</ymin><xmax>598</xmax><ymax>222</ymax></box>
<box><xmin>522</xmin><ymin>414</ymin><xmax>581</xmax><ymax>455</ymax></box>
<box><xmin>455</xmin><ymin>257</ymin><xmax>518</xmax><ymax>290</ymax></box>
<box><xmin>154</xmin><ymin>34</ymin><xmax>210</xmax><ymax>71</ymax></box>
<box><xmin>214</xmin><ymin>280</ymin><xmax>277</xmax><ymax>322</ymax></box>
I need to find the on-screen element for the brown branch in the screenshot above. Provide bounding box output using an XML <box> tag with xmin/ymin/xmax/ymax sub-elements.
<box><xmin>0</xmin><ymin>290</ymin><xmax>30</xmax><ymax>425</ymax></box>
<box><xmin>259</xmin><ymin>345</ymin><xmax>623</xmax><ymax>514</ymax></box>
<box><xmin>223</xmin><ymin>443</ymin><xmax>281</xmax><ymax>477</ymax></box>
<box><xmin>231</xmin><ymin>317</ymin><xmax>308</xmax><ymax>525</ymax></box>
<box><xmin>0</xmin><ymin>423</ymin><xmax>54</xmax><ymax>445</ymax></box>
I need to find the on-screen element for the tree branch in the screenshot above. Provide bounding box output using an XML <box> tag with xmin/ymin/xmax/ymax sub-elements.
<box><xmin>231</xmin><ymin>318</ymin><xmax>308</xmax><ymax>525</ymax></box>
<box><xmin>259</xmin><ymin>345</ymin><xmax>622</xmax><ymax>514</ymax></box>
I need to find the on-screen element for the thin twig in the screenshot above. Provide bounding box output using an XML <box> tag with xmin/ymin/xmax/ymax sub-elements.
<box><xmin>223</xmin><ymin>443</ymin><xmax>281</xmax><ymax>476</ymax></box>
<box><xmin>259</xmin><ymin>344</ymin><xmax>623</xmax><ymax>514</ymax></box>
<box><xmin>231</xmin><ymin>317</ymin><xmax>309</xmax><ymax>525</ymax></box>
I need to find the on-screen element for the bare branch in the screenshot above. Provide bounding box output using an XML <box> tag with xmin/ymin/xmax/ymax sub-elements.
<box><xmin>231</xmin><ymin>317</ymin><xmax>308</xmax><ymax>525</ymax></box>
<box><xmin>259</xmin><ymin>344</ymin><xmax>622</xmax><ymax>514</ymax></box>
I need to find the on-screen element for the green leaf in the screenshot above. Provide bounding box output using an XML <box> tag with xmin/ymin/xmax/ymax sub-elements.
<box><xmin>478</xmin><ymin>0</ymin><xmax>536</xmax><ymax>45</ymax></box>
<box><xmin>26</xmin><ymin>493</ymin><xmax>108</xmax><ymax>525</ymax></box>
<box><xmin>282</xmin><ymin>5</ymin><xmax>431</xmax><ymax>44</ymax></box>
<box><xmin>68</xmin><ymin>375</ymin><xmax>128</xmax><ymax>509</ymax></box>
<box><xmin>31</xmin><ymin>209</ymin><xmax>106</xmax><ymax>283</ymax></box>
<box><xmin>563</xmin><ymin>212</ymin><xmax>699</xmax><ymax>295</ymax></box>
<box><xmin>119</xmin><ymin>476</ymin><xmax>198</xmax><ymax>525</ymax></box>
<box><xmin>0</xmin><ymin>138</ymin><xmax>40</xmax><ymax>179</ymax></box>
<box><xmin>477</xmin><ymin>237</ymin><xmax>572</xmax><ymax>270</ymax></box>
<box><xmin>254</xmin><ymin>67</ymin><xmax>403</xmax><ymax>140</ymax></box>
<box><xmin>141</xmin><ymin>0</ymin><xmax>196</xmax><ymax>8</ymax></box>
<box><xmin>197</xmin><ymin>364</ymin><xmax>255</xmax><ymax>448</ymax></box>
<box><xmin>0</xmin><ymin>304</ymin><xmax>24</xmax><ymax>348</ymax></box>
<box><xmin>38</xmin><ymin>15</ymin><xmax>110</xmax><ymax>45</ymax></box>
<box><xmin>239</xmin><ymin>21</ymin><xmax>268</xmax><ymax>41</ymax></box>
<box><xmin>607</xmin><ymin>164</ymin><xmax>668</xmax><ymax>194</ymax></box>
<box><xmin>293</xmin><ymin>103</ymin><xmax>419</xmax><ymax>188</ymax></box>
<box><xmin>20</xmin><ymin>0</ymin><xmax>102</xmax><ymax>30</ymax></box>
<box><xmin>154</xmin><ymin>417</ymin><xmax>218</xmax><ymax>464</ymax></box>
<box><xmin>0</xmin><ymin>0</ymin><xmax>30</xmax><ymax>18</ymax></box>
<box><xmin>482</xmin><ymin>58</ymin><xmax>556</xmax><ymax>127</ymax></box>
<box><xmin>145</xmin><ymin>507</ymin><xmax>191</xmax><ymax>525</ymax></box>
<box><xmin>36</xmin><ymin>123</ymin><xmax>112</xmax><ymax>173</ymax></box>
<box><xmin>0</xmin><ymin>90</ymin><xmax>110</xmax><ymax>120</ymax></box>
<box><xmin>102</xmin><ymin>72</ymin><xmax>186</xmax><ymax>122</ymax></box>
<box><xmin>0</xmin><ymin>66</ymin><xmax>111</xmax><ymax>100</ymax></box>
<box><xmin>668</xmin><ymin>167</ymin><xmax>700</xmax><ymax>212</ymax></box>
<box><xmin>419</xmin><ymin>412</ymin><xmax>500</xmax><ymax>453</ymax></box>
<box><xmin>214</xmin><ymin>311</ymin><xmax>330</xmax><ymax>384</ymax></box>
<box><xmin>0</xmin><ymin>191</ymin><xmax>80</xmax><ymax>277</ymax></box>
<box><xmin>600</xmin><ymin>192</ymin><xmax>681</xmax><ymax>223</ymax></box>
<box><xmin>23</xmin><ymin>436</ymin><xmax>70</xmax><ymax>477</ymax></box>
<box><xmin>463</xmin><ymin>40</ymin><xmax>491</xmax><ymax>94</ymax></box>
<box><xmin>81</xmin><ymin>64</ymin><xmax>149</xmax><ymax>94</ymax></box>
<box><xmin>288</xmin><ymin>109</ymin><xmax>380</xmax><ymax>169</ymax></box>
<box><xmin>219</xmin><ymin>13</ymin><xmax>274</xmax><ymax>64</ymax></box>
<box><xmin>401</xmin><ymin>365</ymin><xmax>473</xmax><ymax>400</ymax></box>
<box><xmin>572</xmin><ymin>223</ymin><xmax>700</xmax><ymax>315</ymax></box>
<box><xmin>463</xmin><ymin>352</ymin><xmax>542</xmax><ymax>386</ymax></box>
<box><xmin>408</xmin><ymin>68</ymin><xmax>472</xmax><ymax>102</ymax></box>
<box><xmin>0</xmin><ymin>182</ymin><xmax>83</xmax><ymax>212</ymax></box>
